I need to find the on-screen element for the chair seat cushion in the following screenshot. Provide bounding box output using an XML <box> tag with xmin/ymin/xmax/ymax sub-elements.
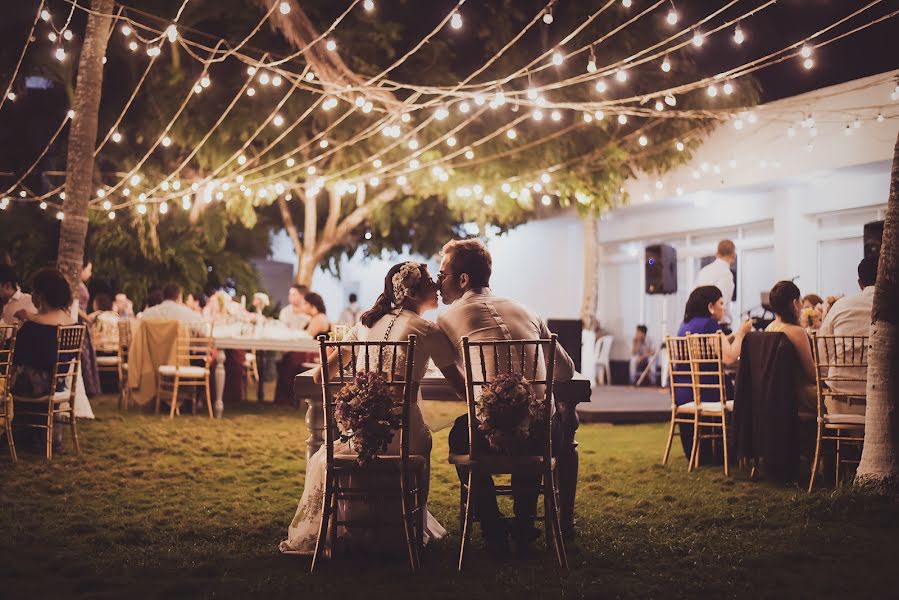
<box><xmin>158</xmin><ymin>365</ymin><xmax>208</xmax><ymax>378</ymax></box>
<box><xmin>823</xmin><ymin>413</ymin><xmax>865</xmax><ymax>426</ymax></box>
<box><xmin>14</xmin><ymin>390</ymin><xmax>72</xmax><ymax>403</ymax></box>
<box><xmin>676</xmin><ymin>400</ymin><xmax>733</xmax><ymax>414</ymax></box>
<box><xmin>448</xmin><ymin>454</ymin><xmax>553</xmax><ymax>473</ymax></box>
<box><xmin>95</xmin><ymin>356</ymin><xmax>120</xmax><ymax>366</ymax></box>
<box><xmin>331</xmin><ymin>454</ymin><xmax>427</xmax><ymax>470</ymax></box>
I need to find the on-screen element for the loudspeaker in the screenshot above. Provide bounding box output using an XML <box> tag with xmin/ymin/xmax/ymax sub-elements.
<box><xmin>864</xmin><ymin>220</ymin><xmax>884</xmax><ymax>260</ymax></box>
<box><xmin>547</xmin><ymin>319</ymin><xmax>582</xmax><ymax>372</ymax></box>
<box><xmin>645</xmin><ymin>244</ymin><xmax>677</xmax><ymax>294</ymax></box>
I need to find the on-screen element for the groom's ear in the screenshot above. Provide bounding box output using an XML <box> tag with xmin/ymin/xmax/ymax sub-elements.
<box><xmin>458</xmin><ymin>272</ymin><xmax>470</xmax><ymax>290</ymax></box>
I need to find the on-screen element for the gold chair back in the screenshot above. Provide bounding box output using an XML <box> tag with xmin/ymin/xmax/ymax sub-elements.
<box><xmin>687</xmin><ymin>333</ymin><xmax>729</xmax><ymax>407</ymax></box>
<box><xmin>810</xmin><ymin>333</ymin><xmax>868</xmax><ymax>417</ymax></box>
<box><xmin>461</xmin><ymin>335</ymin><xmax>557</xmax><ymax>462</ymax></box>
<box><xmin>175</xmin><ymin>321</ymin><xmax>214</xmax><ymax>368</ymax></box>
<box><xmin>665</xmin><ymin>336</ymin><xmax>693</xmax><ymax>407</ymax></box>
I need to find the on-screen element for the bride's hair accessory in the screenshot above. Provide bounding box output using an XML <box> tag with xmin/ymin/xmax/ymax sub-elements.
<box><xmin>391</xmin><ymin>261</ymin><xmax>422</xmax><ymax>304</ymax></box>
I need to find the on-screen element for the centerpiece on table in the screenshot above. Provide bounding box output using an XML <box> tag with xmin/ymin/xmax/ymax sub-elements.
<box><xmin>333</xmin><ymin>371</ymin><xmax>402</xmax><ymax>467</ymax></box>
<box><xmin>475</xmin><ymin>372</ymin><xmax>544</xmax><ymax>454</ymax></box>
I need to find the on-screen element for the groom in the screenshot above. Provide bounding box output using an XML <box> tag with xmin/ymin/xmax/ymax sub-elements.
<box><xmin>436</xmin><ymin>239</ymin><xmax>575</xmax><ymax>553</ymax></box>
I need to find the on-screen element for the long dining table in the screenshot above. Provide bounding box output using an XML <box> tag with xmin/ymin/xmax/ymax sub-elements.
<box><xmin>293</xmin><ymin>367</ymin><xmax>591</xmax><ymax>538</ymax></box>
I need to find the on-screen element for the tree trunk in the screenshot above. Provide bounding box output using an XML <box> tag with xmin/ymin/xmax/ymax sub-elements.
<box><xmin>57</xmin><ymin>0</ymin><xmax>114</xmax><ymax>295</ymax></box>
<box><xmin>580</xmin><ymin>216</ymin><xmax>599</xmax><ymax>330</ymax></box>
<box><xmin>856</xmin><ymin>132</ymin><xmax>899</xmax><ymax>492</ymax></box>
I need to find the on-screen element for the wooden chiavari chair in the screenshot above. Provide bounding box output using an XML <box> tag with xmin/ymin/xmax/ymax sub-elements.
<box><xmin>0</xmin><ymin>325</ymin><xmax>17</xmax><ymax>462</ymax></box>
<box><xmin>156</xmin><ymin>321</ymin><xmax>214</xmax><ymax>418</ymax></box>
<box><xmin>116</xmin><ymin>320</ymin><xmax>133</xmax><ymax>410</ymax></box>
<box><xmin>13</xmin><ymin>325</ymin><xmax>85</xmax><ymax>461</ymax></box>
<box><xmin>449</xmin><ymin>334</ymin><xmax>567</xmax><ymax>571</ymax></box>
<box><xmin>809</xmin><ymin>333</ymin><xmax>867</xmax><ymax>492</ymax></box>
<box><xmin>92</xmin><ymin>315</ymin><xmax>121</xmax><ymax>392</ymax></box>
<box><xmin>313</xmin><ymin>333</ymin><xmax>423</xmax><ymax>574</ymax></box>
<box><xmin>686</xmin><ymin>333</ymin><xmax>733</xmax><ymax>475</ymax></box>
<box><xmin>661</xmin><ymin>336</ymin><xmax>696</xmax><ymax>469</ymax></box>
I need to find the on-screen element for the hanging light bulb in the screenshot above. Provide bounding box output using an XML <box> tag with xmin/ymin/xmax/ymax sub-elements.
<box><xmin>464</xmin><ymin>149</ymin><xmax>475</xmax><ymax>159</ymax></box>
<box><xmin>40</xmin><ymin>9</ymin><xmax>50</xmax><ymax>21</ymax></box>
<box><xmin>506</xmin><ymin>128</ymin><xmax>517</xmax><ymax>140</ymax></box>
<box><xmin>622</xmin><ymin>0</ymin><xmax>632</xmax><ymax>7</ymax></box>
<box><xmin>450</xmin><ymin>12</ymin><xmax>463</xmax><ymax>29</ymax></box>
<box><xmin>661</xmin><ymin>56</ymin><xmax>671</xmax><ymax>72</ymax></box>
<box><xmin>54</xmin><ymin>47</ymin><xmax>66</xmax><ymax>61</ymax></box>
<box><xmin>542</xmin><ymin>7</ymin><xmax>553</xmax><ymax>24</ymax></box>
<box><xmin>147</xmin><ymin>46</ymin><xmax>161</xmax><ymax>57</ymax></box>
<box><xmin>458</xmin><ymin>101</ymin><xmax>470</xmax><ymax>113</ymax></box>
<box><xmin>617</xmin><ymin>114</ymin><xmax>627</xmax><ymax>125</ymax></box>
<box><xmin>675</xmin><ymin>141</ymin><xmax>684</xmax><ymax>151</ymax></box>
<box><xmin>692</xmin><ymin>31</ymin><xmax>704</xmax><ymax>47</ymax></box>
<box><xmin>803</xmin><ymin>58</ymin><xmax>814</xmax><ymax>70</ymax></box>
<box><xmin>273</xmin><ymin>114</ymin><xmax>285</xmax><ymax>127</ymax></box>
<box><xmin>48</xmin><ymin>31</ymin><xmax>57</xmax><ymax>42</ymax></box>
<box><xmin>800</xmin><ymin>44</ymin><xmax>813</xmax><ymax>58</ymax></box>
<box><xmin>279</xmin><ymin>2</ymin><xmax>291</xmax><ymax>15</ymax></box>
<box><xmin>128</xmin><ymin>41</ymin><xmax>138</xmax><ymax>52</ymax></box>
<box><xmin>615</xmin><ymin>69</ymin><xmax>627</xmax><ymax>82</ymax></box>
<box><xmin>723</xmin><ymin>82</ymin><xmax>734</xmax><ymax>95</ymax></box>
<box><xmin>325</xmin><ymin>39</ymin><xmax>337</xmax><ymax>51</ymax></box>
<box><xmin>62</xmin><ymin>29</ymin><xmax>73</xmax><ymax>41</ymax></box>
<box><xmin>161</xmin><ymin>135</ymin><xmax>172</xmax><ymax>147</ymax></box>
<box><xmin>532</xmin><ymin>109</ymin><xmax>544</xmax><ymax>121</ymax></box>
<box><xmin>165</xmin><ymin>24</ymin><xmax>178</xmax><ymax>43</ymax></box>
<box><xmin>595</xmin><ymin>79</ymin><xmax>607</xmax><ymax>93</ymax></box>
<box><xmin>159</xmin><ymin>201</ymin><xmax>169</xmax><ymax>214</ymax></box>
<box><xmin>638</xmin><ymin>135</ymin><xmax>648</xmax><ymax>146</ymax></box>
<box><xmin>666</xmin><ymin>9</ymin><xmax>678</xmax><ymax>25</ymax></box>
<box><xmin>734</xmin><ymin>25</ymin><xmax>745</xmax><ymax>45</ymax></box>
<box><xmin>665</xmin><ymin>94</ymin><xmax>676</xmax><ymax>106</ymax></box>
<box><xmin>363</xmin><ymin>0</ymin><xmax>375</xmax><ymax>11</ymax></box>
<box><xmin>551</xmin><ymin>51</ymin><xmax>564</xmax><ymax>66</ymax></box>
<box><xmin>112</xmin><ymin>131</ymin><xmax>122</xmax><ymax>143</ymax></box>
<box><xmin>707</xmin><ymin>84</ymin><xmax>718</xmax><ymax>97</ymax></box>
<box><xmin>550</xmin><ymin>110</ymin><xmax>562</xmax><ymax>122</ymax></box>
<box><xmin>593</xmin><ymin>110</ymin><xmax>605</xmax><ymax>121</ymax></box>
<box><xmin>121</xmin><ymin>24</ymin><xmax>132</xmax><ymax>36</ymax></box>
<box><xmin>655</xmin><ymin>100</ymin><xmax>664</xmax><ymax>111</ymax></box>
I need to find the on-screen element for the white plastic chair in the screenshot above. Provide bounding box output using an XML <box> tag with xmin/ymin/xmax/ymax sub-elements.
<box><xmin>594</xmin><ymin>335</ymin><xmax>613</xmax><ymax>385</ymax></box>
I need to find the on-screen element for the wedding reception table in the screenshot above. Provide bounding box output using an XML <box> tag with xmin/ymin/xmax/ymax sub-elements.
<box><xmin>294</xmin><ymin>368</ymin><xmax>590</xmax><ymax>538</ymax></box>
<box><xmin>212</xmin><ymin>322</ymin><xmax>317</xmax><ymax>417</ymax></box>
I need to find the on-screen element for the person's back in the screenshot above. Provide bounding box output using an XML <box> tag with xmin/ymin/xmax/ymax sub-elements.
<box><xmin>140</xmin><ymin>283</ymin><xmax>200</xmax><ymax>322</ymax></box>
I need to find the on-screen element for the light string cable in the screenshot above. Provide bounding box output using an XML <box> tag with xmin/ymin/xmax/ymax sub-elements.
<box><xmin>0</xmin><ymin>0</ymin><xmax>46</xmax><ymax>113</ymax></box>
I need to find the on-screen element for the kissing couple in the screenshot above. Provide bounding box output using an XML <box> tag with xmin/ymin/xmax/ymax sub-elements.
<box><xmin>279</xmin><ymin>238</ymin><xmax>574</xmax><ymax>557</ymax></box>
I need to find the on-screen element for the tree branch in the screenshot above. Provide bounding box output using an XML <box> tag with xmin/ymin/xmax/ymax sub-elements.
<box><xmin>277</xmin><ymin>194</ymin><xmax>303</xmax><ymax>257</ymax></box>
<box><xmin>322</xmin><ymin>185</ymin><xmax>344</xmax><ymax>242</ymax></box>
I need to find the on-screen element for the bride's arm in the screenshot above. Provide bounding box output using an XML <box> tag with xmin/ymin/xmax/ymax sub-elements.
<box><xmin>437</xmin><ymin>363</ymin><xmax>467</xmax><ymax>400</ymax></box>
<box><xmin>312</xmin><ymin>347</ymin><xmax>352</xmax><ymax>384</ymax></box>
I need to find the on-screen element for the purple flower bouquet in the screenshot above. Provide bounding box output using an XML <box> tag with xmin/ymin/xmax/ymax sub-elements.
<box><xmin>333</xmin><ymin>371</ymin><xmax>402</xmax><ymax>467</ymax></box>
<box><xmin>475</xmin><ymin>372</ymin><xmax>544</xmax><ymax>453</ymax></box>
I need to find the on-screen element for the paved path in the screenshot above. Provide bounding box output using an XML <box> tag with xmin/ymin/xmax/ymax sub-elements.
<box><xmin>576</xmin><ymin>385</ymin><xmax>671</xmax><ymax>423</ymax></box>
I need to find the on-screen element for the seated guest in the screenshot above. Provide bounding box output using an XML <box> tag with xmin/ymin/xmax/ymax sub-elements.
<box><xmin>139</xmin><ymin>283</ymin><xmax>201</xmax><ymax>321</ymax></box>
<box><xmin>10</xmin><ymin>268</ymin><xmax>76</xmax><ymax>451</ymax></box>
<box><xmin>764</xmin><ymin>281</ymin><xmax>817</xmax><ymax>411</ymax></box>
<box><xmin>629</xmin><ymin>324</ymin><xmax>655</xmax><ymax>385</ymax></box>
<box><xmin>113</xmin><ymin>292</ymin><xmax>134</xmax><ymax>318</ymax></box>
<box><xmin>185</xmin><ymin>292</ymin><xmax>204</xmax><ymax>314</ymax></box>
<box><xmin>274</xmin><ymin>290</ymin><xmax>329</xmax><ymax>405</ymax></box>
<box><xmin>800</xmin><ymin>294</ymin><xmax>824</xmax><ymax>330</ymax></box>
<box><xmin>143</xmin><ymin>289</ymin><xmax>163</xmax><ymax>312</ymax></box>
<box><xmin>0</xmin><ymin>264</ymin><xmax>37</xmax><ymax>326</ymax></box>
<box><xmin>337</xmin><ymin>293</ymin><xmax>362</xmax><ymax>326</ymax></box>
<box><xmin>817</xmin><ymin>256</ymin><xmax>877</xmax><ymax>415</ymax></box>
<box><xmin>88</xmin><ymin>293</ymin><xmax>120</xmax><ymax>354</ymax></box>
<box><xmin>438</xmin><ymin>238</ymin><xmax>576</xmax><ymax>553</ymax></box>
<box><xmin>673</xmin><ymin>286</ymin><xmax>751</xmax><ymax>459</ymax></box>
<box><xmin>278</xmin><ymin>284</ymin><xmax>310</xmax><ymax>330</ymax></box>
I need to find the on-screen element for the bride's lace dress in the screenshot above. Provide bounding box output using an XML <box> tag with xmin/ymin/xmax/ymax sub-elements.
<box><xmin>279</xmin><ymin>310</ymin><xmax>457</xmax><ymax>555</ymax></box>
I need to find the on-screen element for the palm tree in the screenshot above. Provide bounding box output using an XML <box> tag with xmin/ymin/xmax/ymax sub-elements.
<box><xmin>57</xmin><ymin>0</ymin><xmax>114</xmax><ymax>295</ymax></box>
<box><xmin>856</xmin><ymin>132</ymin><xmax>899</xmax><ymax>491</ymax></box>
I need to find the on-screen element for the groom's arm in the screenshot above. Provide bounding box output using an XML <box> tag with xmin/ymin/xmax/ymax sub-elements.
<box><xmin>538</xmin><ymin>318</ymin><xmax>575</xmax><ymax>382</ymax></box>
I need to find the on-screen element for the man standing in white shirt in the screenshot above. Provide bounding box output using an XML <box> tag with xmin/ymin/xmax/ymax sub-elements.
<box><xmin>437</xmin><ymin>239</ymin><xmax>575</xmax><ymax>554</ymax></box>
<box><xmin>694</xmin><ymin>239</ymin><xmax>736</xmax><ymax>328</ymax></box>
<box><xmin>817</xmin><ymin>256</ymin><xmax>877</xmax><ymax>416</ymax></box>
<box><xmin>0</xmin><ymin>265</ymin><xmax>37</xmax><ymax>326</ymax></box>
<box><xmin>139</xmin><ymin>283</ymin><xmax>202</xmax><ymax>321</ymax></box>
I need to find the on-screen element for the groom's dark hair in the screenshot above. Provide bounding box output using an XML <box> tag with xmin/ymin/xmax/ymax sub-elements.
<box><xmin>442</xmin><ymin>239</ymin><xmax>492</xmax><ymax>288</ymax></box>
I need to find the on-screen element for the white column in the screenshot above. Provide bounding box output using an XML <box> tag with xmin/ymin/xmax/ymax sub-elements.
<box><xmin>772</xmin><ymin>185</ymin><xmax>818</xmax><ymax>294</ymax></box>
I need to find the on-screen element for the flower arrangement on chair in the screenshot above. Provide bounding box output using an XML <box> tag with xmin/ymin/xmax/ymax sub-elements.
<box><xmin>801</xmin><ymin>305</ymin><xmax>823</xmax><ymax>330</ymax></box>
<box><xmin>333</xmin><ymin>371</ymin><xmax>402</xmax><ymax>467</ymax></box>
<box><xmin>475</xmin><ymin>372</ymin><xmax>544</xmax><ymax>453</ymax></box>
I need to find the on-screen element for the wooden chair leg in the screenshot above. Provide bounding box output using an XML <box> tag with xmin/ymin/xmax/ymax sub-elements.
<box><xmin>400</xmin><ymin>471</ymin><xmax>420</xmax><ymax>574</ymax></box>
<box><xmin>548</xmin><ymin>468</ymin><xmax>568</xmax><ymax>569</ymax></box>
<box><xmin>835</xmin><ymin>431</ymin><xmax>841</xmax><ymax>488</ymax></box>
<box><xmin>169</xmin><ymin>378</ymin><xmax>179</xmax><ymax>419</ymax></box>
<box><xmin>662</xmin><ymin>412</ymin><xmax>677</xmax><ymax>465</ymax></box>
<box><xmin>721</xmin><ymin>414</ymin><xmax>730</xmax><ymax>477</ymax></box>
<box><xmin>688</xmin><ymin>415</ymin><xmax>701</xmax><ymax>472</ymax></box>
<box><xmin>5</xmin><ymin>417</ymin><xmax>17</xmax><ymax>463</ymax></box>
<box><xmin>311</xmin><ymin>475</ymin><xmax>333</xmax><ymax>573</ymax></box>
<box><xmin>204</xmin><ymin>381</ymin><xmax>214</xmax><ymax>419</ymax></box>
<box><xmin>46</xmin><ymin>410</ymin><xmax>53</xmax><ymax>462</ymax></box>
<box><xmin>69</xmin><ymin>410</ymin><xmax>80</xmax><ymax>455</ymax></box>
<box><xmin>458</xmin><ymin>471</ymin><xmax>474</xmax><ymax>572</ymax></box>
<box><xmin>808</xmin><ymin>424</ymin><xmax>823</xmax><ymax>493</ymax></box>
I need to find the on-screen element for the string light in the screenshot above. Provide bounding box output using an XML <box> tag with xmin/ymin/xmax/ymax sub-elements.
<box><xmin>664</xmin><ymin>94</ymin><xmax>676</xmax><ymax>106</ymax></box>
<box><xmin>159</xmin><ymin>201</ymin><xmax>168</xmax><ymax>214</ymax></box>
<box><xmin>734</xmin><ymin>25</ymin><xmax>745</xmax><ymax>45</ymax></box>
<box><xmin>121</xmin><ymin>24</ymin><xmax>132</xmax><ymax>36</ymax></box>
<box><xmin>622</xmin><ymin>0</ymin><xmax>632</xmax><ymax>7</ymax></box>
<box><xmin>638</xmin><ymin>135</ymin><xmax>648</xmax><ymax>146</ymax></box>
<box><xmin>675</xmin><ymin>141</ymin><xmax>684</xmax><ymax>151</ymax></box>
<box><xmin>48</xmin><ymin>32</ymin><xmax>57</xmax><ymax>42</ymax></box>
<box><xmin>161</xmin><ymin>135</ymin><xmax>172</xmax><ymax>146</ymax></box>
<box><xmin>877</xmin><ymin>113</ymin><xmax>885</xmax><ymax>123</ymax></box>
<box><xmin>550</xmin><ymin>110</ymin><xmax>562</xmax><ymax>122</ymax></box>
<box><xmin>279</xmin><ymin>2</ymin><xmax>291</xmax><ymax>15</ymax></box>
<box><xmin>40</xmin><ymin>9</ymin><xmax>50</xmax><ymax>21</ymax></box>
<box><xmin>551</xmin><ymin>51</ymin><xmax>564</xmax><ymax>66</ymax></box>
<box><xmin>595</xmin><ymin>79</ymin><xmax>607</xmax><ymax>93</ymax></box>
<box><xmin>246</xmin><ymin>87</ymin><xmax>256</xmax><ymax>97</ymax></box>
<box><xmin>325</xmin><ymin>39</ymin><xmax>337</xmax><ymax>52</ymax></box>
<box><xmin>137</xmin><ymin>204</ymin><xmax>147</xmax><ymax>215</ymax></box>
<box><xmin>593</xmin><ymin>110</ymin><xmax>604</xmax><ymax>120</ymax></box>
<box><xmin>666</xmin><ymin>9</ymin><xmax>678</xmax><ymax>25</ymax></box>
<box><xmin>803</xmin><ymin>58</ymin><xmax>814</xmax><ymax>70</ymax></box>
<box><xmin>615</xmin><ymin>69</ymin><xmax>627</xmax><ymax>82</ymax></box>
<box><xmin>707</xmin><ymin>84</ymin><xmax>718</xmax><ymax>97</ymax></box>
<box><xmin>447</xmin><ymin>136</ymin><xmax>457</xmax><ymax>146</ymax></box>
<box><xmin>165</xmin><ymin>24</ymin><xmax>178</xmax><ymax>43</ymax></box>
<box><xmin>541</xmin><ymin>194</ymin><xmax>551</xmax><ymax>206</ymax></box>
<box><xmin>506</xmin><ymin>128</ymin><xmax>517</xmax><ymax>140</ymax></box>
<box><xmin>450</xmin><ymin>12</ymin><xmax>463</xmax><ymax>30</ymax></box>
<box><xmin>62</xmin><ymin>30</ymin><xmax>73</xmax><ymax>41</ymax></box>
<box><xmin>458</xmin><ymin>101</ymin><xmax>470</xmax><ymax>113</ymax></box>
<box><xmin>532</xmin><ymin>109</ymin><xmax>544</xmax><ymax>121</ymax></box>
<box><xmin>542</xmin><ymin>7</ymin><xmax>554</xmax><ymax>25</ymax></box>
<box><xmin>273</xmin><ymin>114</ymin><xmax>284</xmax><ymax>126</ymax></box>
<box><xmin>6</xmin><ymin>92</ymin><xmax>16</xmax><ymax>102</ymax></box>
<box><xmin>654</xmin><ymin>100</ymin><xmax>664</xmax><ymax>111</ymax></box>
<box><xmin>617</xmin><ymin>114</ymin><xmax>627</xmax><ymax>125</ymax></box>
<box><xmin>66</xmin><ymin>109</ymin><xmax>75</xmax><ymax>119</ymax></box>
<box><xmin>56</xmin><ymin>211</ymin><xmax>64</xmax><ymax>220</ymax></box>
<box><xmin>147</xmin><ymin>46</ymin><xmax>161</xmax><ymax>57</ymax></box>
<box><xmin>464</xmin><ymin>149</ymin><xmax>475</xmax><ymax>159</ymax></box>
<box><xmin>128</xmin><ymin>41</ymin><xmax>138</xmax><ymax>52</ymax></box>
<box><xmin>108</xmin><ymin>210</ymin><xmax>116</xmax><ymax>220</ymax></box>
<box><xmin>363</xmin><ymin>0</ymin><xmax>375</xmax><ymax>11</ymax></box>
<box><xmin>55</xmin><ymin>47</ymin><xmax>66</xmax><ymax>61</ymax></box>
<box><xmin>661</xmin><ymin>56</ymin><xmax>671</xmax><ymax>72</ymax></box>
<box><xmin>692</xmin><ymin>31</ymin><xmax>704</xmax><ymax>47</ymax></box>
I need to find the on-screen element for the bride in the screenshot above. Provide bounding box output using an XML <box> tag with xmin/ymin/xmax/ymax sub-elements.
<box><xmin>279</xmin><ymin>261</ymin><xmax>466</xmax><ymax>556</ymax></box>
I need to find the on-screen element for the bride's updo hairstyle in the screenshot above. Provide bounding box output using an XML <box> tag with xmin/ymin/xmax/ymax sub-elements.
<box><xmin>360</xmin><ymin>261</ymin><xmax>430</xmax><ymax>328</ymax></box>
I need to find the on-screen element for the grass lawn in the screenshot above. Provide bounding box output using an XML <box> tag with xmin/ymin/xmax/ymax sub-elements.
<box><xmin>2</xmin><ymin>395</ymin><xmax>899</xmax><ymax>599</ymax></box>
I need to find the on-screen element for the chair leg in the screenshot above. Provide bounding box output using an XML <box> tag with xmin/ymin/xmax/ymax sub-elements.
<box><xmin>311</xmin><ymin>475</ymin><xmax>333</xmax><ymax>573</ymax></box>
<box><xmin>155</xmin><ymin>374</ymin><xmax>161</xmax><ymax>415</ymax></box>
<box><xmin>548</xmin><ymin>468</ymin><xmax>568</xmax><ymax>569</ymax></box>
<box><xmin>662</xmin><ymin>412</ymin><xmax>677</xmax><ymax>465</ymax></box>
<box><xmin>458</xmin><ymin>471</ymin><xmax>474</xmax><ymax>572</ymax></box>
<box><xmin>835</xmin><ymin>431</ymin><xmax>842</xmax><ymax>488</ymax></box>
<box><xmin>5</xmin><ymin>416</ymin><xmax>17</xmax><ymax>463</ymax></box>
<box><xmin>204</xmin><ymin>381</ymin><xmax>214</xmax><ymax>419</ymax></box>
<box><xmin>721</xmin><ymin>415</ymin><xmax>730</xmax><ymax>477</ymax></box>
<box><xmin>46</xmin><ymin>410</ymin><xmax>53</xmax><ymax>462</ymax></box>
<box><xmin>169</xmin><ymin>378</ymin><xmax>179</xmax><ymax>419</ymax></box>
<box><xmin>688</xmin><ymin>415</ymin><xmax>700</xmax><ymax>472</ymax></box>
<box><xmin>808</xmin><ymin>424</ymin><xmax>823</xmax><ymax>493</ymax></box>
<box><xmin>399</xmin><ymin>471</ymin><xmax>420</xmax><ymax>574</ymax></box>
<box><xmin>70</xmin><ymin>410</ymin><xmax>81</xmax><ymax>455</ymax></box>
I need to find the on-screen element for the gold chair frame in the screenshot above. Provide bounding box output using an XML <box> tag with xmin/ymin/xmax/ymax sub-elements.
<box><xmin>313</xmin><ymin>333</ymin><xmax>424</xmax><ymax>574</ymax></box>
<box><xmin>156</xmin><ymin>321</ymin><xmax>214</xmax><ymax>419</ymax></box>
<box><xmin>92</xmin><ymin>316</ymin><xmax>121</xmax><ymax>393</ymax></box>
<box><xmin>809</xmin><ymin>333</ymin><xmax>867</xmax><ymax>493</ymax></box>
<box><xmin>450</xmin><ymin>334</ymin><xmax>567</xmax><ymax>571</ymax></box>
<box><xmin>116</xmin><ymin>320</ymin><xmax>133</xmax><ymax>410</ymax></box>
<box><xmin>13</xmin><ymin>324</ymin><xmax>85</xmax><ymax>461</ymax></box>
<box><xmin>0</xmin><ymin>325</ymin><xmax>17</xmax><ymax>462</ymax></box>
